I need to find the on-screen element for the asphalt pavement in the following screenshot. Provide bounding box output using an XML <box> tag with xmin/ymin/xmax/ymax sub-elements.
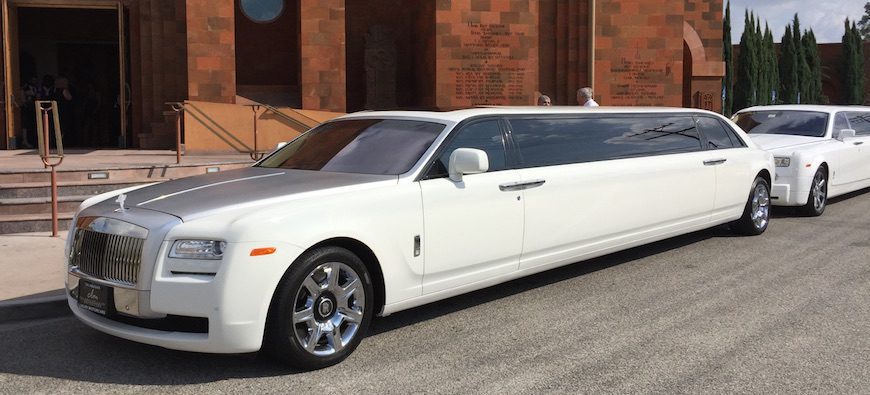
<box><xmin>0</xmin><ymin>189</ymin><xmax>868</xmax><ymax>393</ymax></box>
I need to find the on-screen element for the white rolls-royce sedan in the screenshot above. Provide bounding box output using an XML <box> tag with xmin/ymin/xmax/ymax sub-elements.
<box><xmin>66</xmin><ymin>107</ymin><xmax>773</xmax><ymax>369</ymax></box>
<box><xmin>734</xmin><ymin>105</ymin><xmax>870</xmax><ymax>216</ymax></box>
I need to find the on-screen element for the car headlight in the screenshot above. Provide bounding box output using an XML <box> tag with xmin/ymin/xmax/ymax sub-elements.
<box><xmin>774</xmin><ymin>157</ymin><xmax>791</xmax><ymax>167</ymax></box>
<box><xmin>169</xmin><ymin>239</ymin><xmax>227</xmax><ymax>260</ymax></box>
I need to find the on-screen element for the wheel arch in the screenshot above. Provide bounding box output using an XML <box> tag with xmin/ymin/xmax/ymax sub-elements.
<box><xmin>757</xmin><ymin>168</ymin><xmax>771</xmax><ymax>187</ymax></box>
<box><xmin>306</xmin><ymin>237</ymin><xmax>386</xmax><ymax>316</ymax></box>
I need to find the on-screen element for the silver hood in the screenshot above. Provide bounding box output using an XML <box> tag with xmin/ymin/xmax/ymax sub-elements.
<box><xmin>85</xmin><ymin>167</ymin><xmax>396</xmax><ymax>221</ymax></box>
<box><xmin>748</xmin><ymin>134</ymin><xmax>825</xmax><ymax>152</ymax></box>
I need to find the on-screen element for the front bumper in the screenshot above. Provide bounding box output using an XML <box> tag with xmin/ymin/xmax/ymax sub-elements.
<box><xmin>67</xmin><ymin>240</ymin><xmax>303</xmax><ymax>354</ymax></box>
<box><xmin>770</xmin><ymin>175</ymin><xmax>809</xmax><ymax>206</ymax></box>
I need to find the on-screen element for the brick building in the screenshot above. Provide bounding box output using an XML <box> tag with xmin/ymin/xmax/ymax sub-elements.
<box><xmin>1</xmin><ymin>0</ymin><xmax>724</xmax><ymax>151</ymax></box>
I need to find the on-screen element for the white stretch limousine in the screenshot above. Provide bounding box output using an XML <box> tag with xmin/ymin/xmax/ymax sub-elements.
<box><xmin>66</xmin><ymin>107</ymin><xmax>774</xmax><ymax>369</ymax></box>
<box><xmin>734</xmin><ymin>105</ymin><xmax>870</xmax><ymax>216</ymax></box>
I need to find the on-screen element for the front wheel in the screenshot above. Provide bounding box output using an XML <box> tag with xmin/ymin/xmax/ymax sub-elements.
<box><xmin>732</xmin><ymin>176</ymin><xmax>771</xmax><ymax>235</ymax></box>
<box><xmin>265</xmin><ymin>246</ymin><xmax>374</xmax><ymax>370</ymax></box>
<box><xmin>801</xmin><ymin>166</ymin><xmax>827</xmax><ymax>217</ymax></box>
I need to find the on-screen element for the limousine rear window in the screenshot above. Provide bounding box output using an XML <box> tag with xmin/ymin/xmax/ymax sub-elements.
<box><xmin>734</xmin><ymin>111</ymin><xmax>828</xmax><ymax>137</ymax></box>
<box><xmin>508</xmin><ymin>116</ymin><xmax>702</xmax><ymax>167</ymax></box>
<box><xmin>257</xmin><ymin>119</ymin><xmax>445</xmax><ymax>175</ymax></box>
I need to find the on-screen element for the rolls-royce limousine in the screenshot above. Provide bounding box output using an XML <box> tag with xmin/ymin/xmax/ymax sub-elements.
<box><xmin>734</xmin><ymin>105</ymin><xmax>870</xmax><ymax>216</ymax></box>
<box><xmin>66</xmin><ymin>107</ymin><xmax>774</xmax><ymax>369</ymax></box>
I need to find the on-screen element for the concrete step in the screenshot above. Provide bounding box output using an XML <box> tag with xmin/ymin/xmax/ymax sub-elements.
<box><xmin>0</xmin><ymin>179</ymin><xmax>166</xmax><ymax>199</ymax></box>
<box><xmin>0</xmin><ymin>195</ymin><xmax>90</xmax><ymax>215</ymax></box>
<box><xmin>0</xmin><ymin>162</ymin><xmax>250</xmax><ymax>184</ymax></box>
<box><xmin>0</xmin><ymin>212</ymin><xmax>76</xmax><ymax>234</ymax></box>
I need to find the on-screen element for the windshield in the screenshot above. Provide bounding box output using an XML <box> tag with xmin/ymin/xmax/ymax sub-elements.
<box><xmin>257</xmin><ymin>119</ymin><xmax>446</xmax><ymax>175</ymax></box>
<box><xmin>733</xmin><ymin>111</ymin><xmax>828</xmax><ymax>137</ymax></box>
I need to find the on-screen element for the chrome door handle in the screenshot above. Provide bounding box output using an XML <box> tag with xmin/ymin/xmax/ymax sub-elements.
<box><xmin>703</xmin><ymin>158</ymin><xmax>727</xmax><ymax>166</ymax></box>
<box><xmin>499</xmin><ymin>179</ymin><xmax>546</xmax><ymax>191</ymax></box>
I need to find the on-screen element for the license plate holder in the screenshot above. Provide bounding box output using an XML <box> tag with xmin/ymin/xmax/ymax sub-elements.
<box><xmin>77</xmin><ymin>280</ymin><xmax>111</xmax><ymax>315</ymax></box>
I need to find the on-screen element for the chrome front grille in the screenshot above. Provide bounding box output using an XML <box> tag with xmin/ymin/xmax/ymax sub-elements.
<box><xmin>71</xmin><ymin>226</ymin><xmax>145</xmax><ymax>286</ymax></box>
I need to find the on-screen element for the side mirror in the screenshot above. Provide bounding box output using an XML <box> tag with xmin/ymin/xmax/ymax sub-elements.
<box><xmin>448</xmin><ymin>148</ymin><xmax>489</xmax><ymax>182</ymax></box>
<box><xmin>275</xmin><ymin>141</ymin><xmax>288</xmax><ymax>149</ymax></box>
<box><xmin>836</xmin><ymin>129</ymin><xmax>856</xmax><ymax>141</ymax></box>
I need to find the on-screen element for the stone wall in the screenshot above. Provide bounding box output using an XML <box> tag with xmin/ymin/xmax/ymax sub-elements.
<box><xmin>434</xmin><ymin>0</ymin><xmax>539</xmax><ymax>108</ymax></box>
<box><xmin>594</xmin><ymin>0</ymin><xmax>686</xmax><ymax>107</ymax></box>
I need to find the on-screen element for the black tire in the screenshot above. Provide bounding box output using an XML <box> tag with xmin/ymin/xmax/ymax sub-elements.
<box><xmin>732</xmin><ymin>175</ymin><xmax>771</xmax><ymax>236</ymax></box>
<box><xmin>801</xmin><ymin>166</ymin><xmax>827</xmax><ymax>217</ymax></box>
<box><xmin>264</xmin><ymin>246</ymin><xmax>374</xmax><ymax>370</ymax></box>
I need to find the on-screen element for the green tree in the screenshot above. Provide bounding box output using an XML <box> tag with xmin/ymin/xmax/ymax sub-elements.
<box><xmin>843</xmin><ymin>19</ymin><xmax>866</xmax><ymax>104</ymax></box>
<box><xmin>791</xmin><ymin>14</ymin><xmax>810</xmax><ymax>103</ymax></box>
<box><xmin>734</xmin><ymin>11</ymin><xmax>760</xmax><ymax>110</ymax></box>
<box><xmin>779</xmin><ymin>25</ymin><xmax>798</xmax><ymax>103</ymax></box>
<box><xmin>763</xmin><ymin>24</ymin><xmax>779</xmax><ymax>103</ymax></box>
<box><xmin>858</xmin><ymin>2</ymin><xmax>870</xmax><ymax>40</ymax></box>
<box><xmin>723</xmin><ymin>1</ymin><xmax>734</xmax><ymax>115</ymax></box>
<box><xmin>802</xmin><ymin>29</ymin><xmax>823</xmax><ymax>103</ymax></box>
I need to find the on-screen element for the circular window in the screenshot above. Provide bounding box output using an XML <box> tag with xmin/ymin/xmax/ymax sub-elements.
<box><xmin>240</xmin><ymin>0</ymin><xmax>284</xmax><ymax>23</ymax></box>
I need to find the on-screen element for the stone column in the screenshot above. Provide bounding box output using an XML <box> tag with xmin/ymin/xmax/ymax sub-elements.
<box><xmin>185</xmin><ymin>0</ymin><xmax>235</xmax><ymax>103</ymax></box>
<box><xmin>300</xmin><ymin>0</ymin><xmax>346</xmax><ymax>112</ymax></box>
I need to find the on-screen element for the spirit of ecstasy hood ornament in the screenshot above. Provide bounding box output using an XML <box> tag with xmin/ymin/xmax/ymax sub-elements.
<box><xmin>115</xmin><ymin>193</ymin><xmax>127</xmax><ymax>212</ymax></box>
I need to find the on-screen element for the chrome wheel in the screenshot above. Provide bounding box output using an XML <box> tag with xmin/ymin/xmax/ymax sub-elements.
<box><xmin>750</xmin><ymin>182</ymin><xmax>770</xmax><ymax>230</ymax></box>
<box><xmin>811</xmin><ymin>170</ymin><xmax>827</xmax><ymax>212</ymax></box>
<box><xmin>292</xmin><ymin>261</ymin><xmax>366</xmax><ymax>357</ymax></box>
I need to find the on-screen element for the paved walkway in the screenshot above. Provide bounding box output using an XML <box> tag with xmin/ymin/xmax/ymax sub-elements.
<box><xmin>0</xmin><ymin>231</ymin><xmax>67</xmax><ymax>302</ymax></box>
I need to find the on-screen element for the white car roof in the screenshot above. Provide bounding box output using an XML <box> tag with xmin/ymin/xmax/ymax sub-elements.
<box><xmin>737</xmin><ymin>104</ymin><xmax>870</xmax><ymax>114</ymax></box>
<box><xmin>334</xmin><ymin>106</ymin><xmax>727</xmax><ymax>124</ymax></box>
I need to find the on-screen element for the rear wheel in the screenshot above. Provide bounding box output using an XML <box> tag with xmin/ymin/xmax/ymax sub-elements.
<box><xmin>801</xmin><ymin>166</ymin><xmax>827</xmax><ymax>217</ymax></box>
<box><xmin>732</xmin><ymin>176</ymin><xmax>771</xmax><ymax>235</ymax></box>
<box><xmin>265</xmin><ymin>246</ymin><xmax>373</xmax><ymax>370</ymax></box>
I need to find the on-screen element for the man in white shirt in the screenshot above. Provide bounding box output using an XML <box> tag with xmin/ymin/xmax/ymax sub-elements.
<box><xmin>577</xmin><ymin>87</ymin><xmax>599</xmax><ymax>107</ymax></box>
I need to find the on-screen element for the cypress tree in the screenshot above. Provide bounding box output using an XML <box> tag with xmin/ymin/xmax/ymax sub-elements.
<box><xmin>854</xmin><ymin>22</ymin><xmax>866</xmax><ymax>104</ymax></box>
<box><xmin>792</xmin><ymin>14</ymin><xmax>810</xmax><ymax>103</ymax></box>
<box><xmin>723</xmin><ymin>1</ymin><xmax>733</xmax><ymax>116</ymax></box>
<box><xmin>802</xmin><ymin>30</ymin><xmax>823</xmax><ymax>103</ymax></box>
<box><xmin>780</xmin><ymin>25</ymin><xmax>798</xmax><ymax>103</ymax></box>
<box><xmin>764</xmin><ymin>24</ymin><xmax>779</xmax><ymax>104</ymax></box>
<box><xmin>735</xmin><ymin>11</ymin><xmax>759</xmax><ymax>110</ymax></box>
<box><xmin>755</xmin><ymin>18</ymin><xmax>767</xmax><ymax>104</ymax></box>
<box><xmin>843</xmin><ymin>18</ymin><xmax>864</xmax><ymax>104</ymax></box>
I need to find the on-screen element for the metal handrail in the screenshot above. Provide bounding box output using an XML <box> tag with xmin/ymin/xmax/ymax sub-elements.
<box><xmin>35</xmin><ymin>100</ymin><xmax>64</xmax><ymax>237</ymax></box>
<box><xmin>166</xmin><ymin>101</ymin><xmax>319</xmax><ymax>161</ymax></box>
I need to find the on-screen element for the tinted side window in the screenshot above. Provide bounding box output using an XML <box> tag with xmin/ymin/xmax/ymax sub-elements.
<box><xmin>833</xmin><ymin>112</ymin><xmax>850</xmax><ymax>132</ymax></box>
<box><xmin>509</xmin><ymin>116</ymin><xmax>702</xmax><ymax>168</ymax></box>
<box><xmin>427</xmin><ymin>120</ymin><xmax>507</xmax><ymax>178</ymax></box>
<box><xmin>696</xmin><ymin>116</ymin><xmax>734</xmax><ymax>149</ymax></box>
<box><xmin>845</xmin><ymin>112</ymin><xmax>870</xmax><ymax>136</ymax></box>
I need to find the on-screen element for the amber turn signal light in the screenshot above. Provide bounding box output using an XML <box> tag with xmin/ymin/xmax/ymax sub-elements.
<box><xmin>250</xmin><ymin>247</ymin><xmax>276</xmax><ymax>256</ymax></box>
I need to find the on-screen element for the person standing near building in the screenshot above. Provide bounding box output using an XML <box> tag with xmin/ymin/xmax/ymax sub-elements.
<box><xmin>537</xmin><ymin>94</ymin><xmax>552</xmax><ymax>106</ymax></box>
<box><xmin>577</xmin><ymin>87</ymin><xmax>599</xmax><ymax>107</ymax></box>
<box><xmin>19</xmin><ymin>76</ymin><xmax>38</xmax><ymax>148</ymax></box>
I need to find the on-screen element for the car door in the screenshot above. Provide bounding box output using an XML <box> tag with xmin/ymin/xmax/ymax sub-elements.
<box><xmin>832</xmin><ymin>111</ymin><xmax>869</xmax><ymax>188</ymax></box>
<box><xmin>509</xmin><ymin>115</ymin><xmax>715</xmax><ymax>270</ymax></box>
<box><xmin>694</xmin><ymin>116</ymin><xmax>756</xmax><ymax>222</ymax></box>
<box><xmin>418</xmin><ymin>119</ymin><xmax>524</xmax><ymax>294</ymax></box>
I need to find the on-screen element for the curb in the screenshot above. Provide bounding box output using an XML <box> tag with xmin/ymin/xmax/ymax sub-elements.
<box><xmin>0</xmin><ymin>293</ymin><xmax>70</xmax><ymax>323</ymax></box>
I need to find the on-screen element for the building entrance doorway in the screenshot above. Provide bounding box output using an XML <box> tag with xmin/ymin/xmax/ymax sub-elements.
<box><xmin>4</xmin><ymin>1</ymin><xmax>127</xmax><ymax>149</ymax></box>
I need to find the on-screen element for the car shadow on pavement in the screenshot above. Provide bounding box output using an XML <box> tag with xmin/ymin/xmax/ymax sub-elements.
<box><xmin>0</xmin><ymin>224</ymin><xmax>742</xmax><ymax>385</ymax></box>
<box><xmin>368</xmin><ymin>224</ymin><xmax>733</xmax><ymax>335</ymax></box>
<box><xmin>770</xmin><ymin>187</ymin><xmax>870</xmax><ymax>218</ymax></box>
